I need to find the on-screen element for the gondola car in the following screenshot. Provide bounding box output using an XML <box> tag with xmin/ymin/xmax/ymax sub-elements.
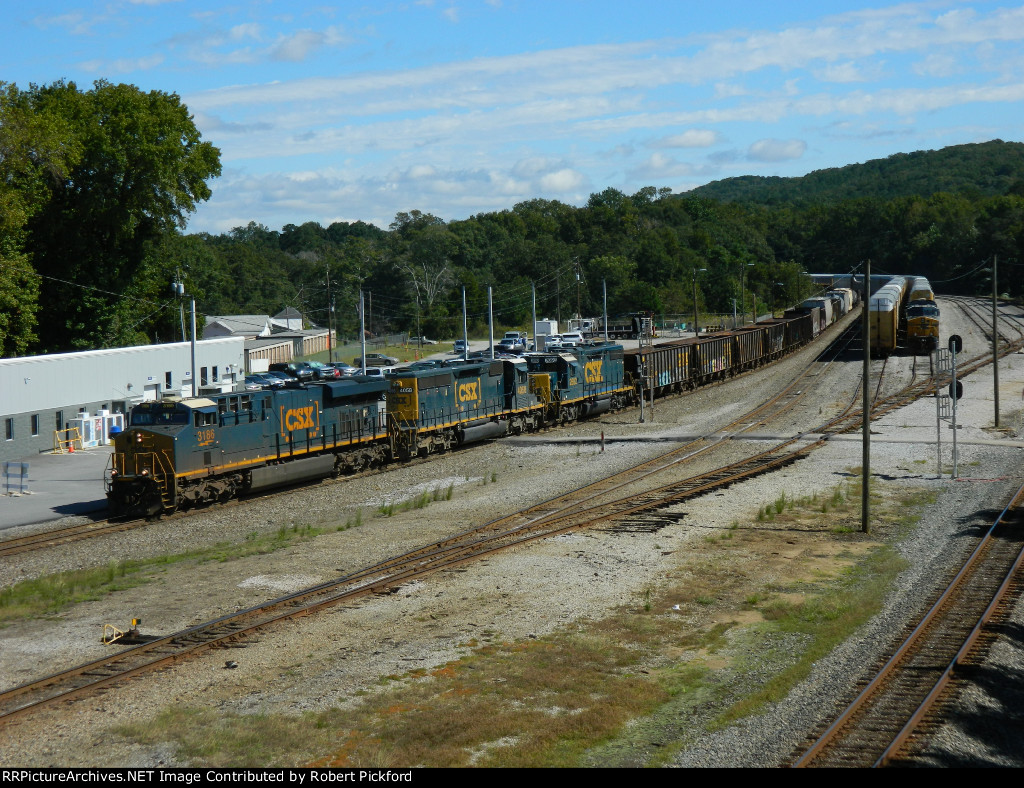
<box><xmin>107</xmin><ymin>377</ymin><xmax>390</xmax><ymax>517</ymax></box>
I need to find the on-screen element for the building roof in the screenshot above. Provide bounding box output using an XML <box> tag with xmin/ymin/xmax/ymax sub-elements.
<box><xmin>204</xmin><ymin>315</ymin><xmax>272</xmax><ymax>336</ymax></box>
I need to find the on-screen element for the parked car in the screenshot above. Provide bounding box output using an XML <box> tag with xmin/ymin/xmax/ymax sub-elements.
<box><xmin>325</xmin><ymin>362</ymin><xmax>357</xmax><ymax>376</ymax></box>
<box><xmin>306</xmin><ymin>361</ymin><xmax>340</xmax><ymax>380</ymax></box>
<box><xmin>559</xmin><ymin>331</ymin><xmax>585</xmax><ymax>347</ymax></box>
<box><xmin>269</xmin><ymin>361</ymin><xmax>314</xmax><ymax>380</ymax></box>
<box><xmin>451</xmin><ymin>339</ymin><xmax>468</xmax><ymax>355</ymax></box>
<box><xmin>412</xmin><ymin>336</ymin><xmax>438</xmax><ymax>345</ymax></box>
<box><xmin>250</xmin><ymin>372</ymin><xmax>285</xmax><ymax>388</ymax></box>
<box><xmin>244</xmin><ymin>375</ymin><xmax>264</xmax><ymax>391</ymax></box>
<box><xmin>353</xmin><ymin>353</ymin><xmax>399</xmax><ymax>367</ymax></box>
<box><xmin>358</xmin><ymin>366</ymin><xmax>397</xmax><ymax>379</ymax></box>
<box><xmin>262</xmin><ymin>370</ymin><xmax>294</xmax><ymax>385</ymax></box>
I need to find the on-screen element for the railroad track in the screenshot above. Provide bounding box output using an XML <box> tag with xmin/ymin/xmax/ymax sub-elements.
<box><xmin>791</xmin><ymin>479</ymin><xmax>1024</xmax><ymax>767</ymax></box>
<box><xmin>0</xmin><ymin>309</ymin><xmax>1012</xmax><ymax>724</ymax></box>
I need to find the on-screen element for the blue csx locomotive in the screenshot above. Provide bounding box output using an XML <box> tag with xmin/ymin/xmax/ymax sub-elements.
<box><xmin>105</xmin><ymin>344</ymin><xmax>631</xmax><ymax>517</ymax></box>
<box><xmin>106</xmin><ymin>314</ymin><xmax>819</xmax><ymax>518</ymax></box>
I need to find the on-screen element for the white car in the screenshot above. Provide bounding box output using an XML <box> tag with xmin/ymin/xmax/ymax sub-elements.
<box><xmin>560</xmin><ymin>331</ymin><xmax>585</xmax><ymax>347</ymax></box>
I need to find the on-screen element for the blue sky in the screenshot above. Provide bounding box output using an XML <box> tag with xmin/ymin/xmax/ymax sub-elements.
<box><xmin>5</xmin><ymin>1</ymin><xmax>1024</xmax><ymax>234</ymax></box>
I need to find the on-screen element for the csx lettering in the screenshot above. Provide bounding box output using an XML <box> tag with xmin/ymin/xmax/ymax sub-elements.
<box><xmin>283</xmin><ymin>406</ymin><xmax>317</xmax><ymax>431</ymax></box>
<box><xmin>584</xmin><ymin>360</ymin><xmax>603</xmax><ymax>383</ymax></box>
<box><xmin>457</xmin><ymin>382</ymin><xmax>479</xmax><ymax>402</ymax></box>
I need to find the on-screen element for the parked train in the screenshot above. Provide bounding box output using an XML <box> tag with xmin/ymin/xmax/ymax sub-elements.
<box><xmin>106</xmin><ymin>312</ymin><xmax>822</xmax><ymax>518</ymax></box>
<box><xmin>905</xmin><ymin>276</ymin><xmax>939</xmax><ymax>354</ymax></box>
<box><xmin>867</xmin><ymin>275</ymin><xmax>939</xmax><ymax>356</ymax></box>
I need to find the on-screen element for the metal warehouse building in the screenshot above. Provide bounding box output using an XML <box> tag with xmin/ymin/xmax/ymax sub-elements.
<box><xmin>0</xmin><ymin>337</ymin><xmax>244</xmax><ymax>462</ymax></box>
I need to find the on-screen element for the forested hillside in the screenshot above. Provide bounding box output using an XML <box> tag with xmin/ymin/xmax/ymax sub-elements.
<box><xmin>689</xmin><ymin>140</ymin><xmax>1024</xmax><ymax>205</ymax></box>
<box><xmin>2</xmin><ymin>80</ymin><xmax>1023</xmax><ymax>357</ymax></box>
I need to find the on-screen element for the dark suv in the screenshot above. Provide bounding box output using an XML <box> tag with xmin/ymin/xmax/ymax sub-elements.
<box><xmin>269</xmin><ymin>361</ymin><xmax>314</xmax><ymax>380</ymax></box>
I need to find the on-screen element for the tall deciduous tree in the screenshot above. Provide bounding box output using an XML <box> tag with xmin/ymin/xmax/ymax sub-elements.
<box><xmin>23</xmin><ymin>80</ymin><xmax>221</xmax><ymax>352</ymax></box>
<box><xmin>0</xmin><ymin>82</ymin><xmax>79</xmax><ymax>355</ymax></box>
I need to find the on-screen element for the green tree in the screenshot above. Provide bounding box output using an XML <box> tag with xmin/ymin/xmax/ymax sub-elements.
<box><xmin>23</xmin><ymin>80</ymin><xmax>221</xmax><ymax>352</ymax></box>
<box><xmin>0</xmin><ymin>82</ymin><xmax>80</xmax><ymax>355</ymax></box>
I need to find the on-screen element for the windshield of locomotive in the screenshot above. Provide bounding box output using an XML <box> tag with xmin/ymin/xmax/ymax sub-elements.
<box><xmin>130</xmin><ymin>403</ymin><xmax>190</xmax><ymax>426</ymax></box>
<box><xmin>907</xmin><ymin>305</ymin><xmax>940</xmax><ymax>318</ymax></box>
<box><xmin>526</xmin><ymin>356</ymin><xmax>561</xmax><ymax>373</ymax></box>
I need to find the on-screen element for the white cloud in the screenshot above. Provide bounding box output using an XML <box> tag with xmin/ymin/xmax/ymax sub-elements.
<box><xmin>654</xmin><ymin>130</ymin><xmax>720</xmax><ymax>148</ymax></box>
<box><xmin>629</xmin><ymin>152</ymin><xmax>695</xmax><ymax>179</ymax></box>
<box><xmin>748</xmin><ymin>138</ymin><xmax>806</xmax><ymax>162</ymax></box>
<box><xmin>270</xmin><ymin>30</ymin><xmax>328</xmax><ymax>62</ymax></box>
<box><xmin>80</xmin><ymin>53</ymin><xmax>165</xmax><ymax>75</ymax></box>
<box><xmin>229</xmin><ymin>24</ymin><xmax>262</xmax><ymax>41</ymax></box>
<box><xmin>914</xmin><ymin>53</ymin><xmax>958</xmax><ymax>78</ymax></box>
<box><xmin>539</xmin><ymin>169</ymin><xmax>586</xmax><ymax>192</ymax></box>
<box><xmin>816</xmin><ymin>61</ymin><xmax>865</xmax><ymax>83</ymax></box>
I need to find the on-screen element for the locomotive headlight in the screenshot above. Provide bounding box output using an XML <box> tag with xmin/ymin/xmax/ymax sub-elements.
<box><xmin>136</xmin><ymin>433</ymin><xmax>143</xmax><ymax>443</ymax></box>
<box><xmin>110</xmin><ymin>470</ymin><xmax>118</xmax><ymax>477</ymax></box>
<box><xmin>141</xmin><ymin>469</ymin><xmax>149</xmax><ymax>476</ymax></box>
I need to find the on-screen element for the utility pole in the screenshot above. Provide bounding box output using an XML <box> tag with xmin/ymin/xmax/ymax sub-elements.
<box><xmin>325</xmin><ymin>264</ymin><xmax>334</xmax><ymax>363</ymax></box>
<box><xmin>359</xmin><ymin>290</ymin><xmax>366</xmax><ymax>374</ymax></box>
<box><xmin>462</xmin><ymin>287</ymin><xmax>469</xmax><ymax>361</ymax></box>
<box><xmin>993</xmin><ymin>255</ymin><xmax>1000</xmax><ymax>428</ymax></box>
<box><xmin>172</xmin><ymin>280</ymin><xmax>197</xmax><ymax>397</ymax></box>
<box><xmin>575</xmin><ymin>257</ymin><xmax>582</xmax><ymax>320</ymax></box>
<box><xmin>603</xmin><ymin>280</ymin><xmax>609</xmax><ymax>342</ymax></box>
<box><xmin>691</xmin><ymin>268</ymin><xmax>706</xmax><ymax>335</ymax></box>
<box><xmin>488</xmin><ymin>286</ymin><xmax>494</xmax><ymax>359</ymax></box>
<box><xmin>532</xmin><ymin>282</ymin><xmax>538</xmax><ymax>351</ymax></box>
<box><xmin>862</xmin><ymin>261</ymin><xmax>871</xmax><ymax>534</ymax></box>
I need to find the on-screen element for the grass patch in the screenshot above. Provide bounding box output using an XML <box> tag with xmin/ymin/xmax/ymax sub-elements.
<box><xmin>377</xmin><ymin>485</ymin><xmax>454</xmax><ymax>518</ymax></box>
<box><xmin>711</xmin><ymin>540</ymin><xmax>907</xmax><ymax>729</ymax></box>
<box><xmin>0</xmin><ymin>524</ymin><xmax>322</xmax><ymax>623</ymax></box>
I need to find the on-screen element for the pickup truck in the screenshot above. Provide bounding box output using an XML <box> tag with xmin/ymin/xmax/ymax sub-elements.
<box><xmin>495</xmin><ymin>338</ymin><xmax>524</xmax><ymax>354</ymax></box>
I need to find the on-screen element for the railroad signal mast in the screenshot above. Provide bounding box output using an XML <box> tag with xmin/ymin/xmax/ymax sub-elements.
<box><xmin>934</xmin><ymin>335</ymin><xmax>964</xmax><ymax>479</ymax></box>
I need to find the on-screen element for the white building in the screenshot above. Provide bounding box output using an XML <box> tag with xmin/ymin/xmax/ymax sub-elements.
<box><xmin>0</xmin><ymin>337</ymin><xmax>244</xmax><ymax>461</ymax></box>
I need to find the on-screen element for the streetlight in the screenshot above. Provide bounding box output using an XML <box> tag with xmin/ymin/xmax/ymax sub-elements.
<box><xmin>692</xmin><ymin>268</ymin><xmax>707</xmax><ymax>335</ymax></box>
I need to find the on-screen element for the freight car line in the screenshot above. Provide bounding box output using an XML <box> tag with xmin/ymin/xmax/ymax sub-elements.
<box><xmin>791</xmin><ymin>479</ymin><xmax>1024</xmax><ymax>768</ymax></box>
<box><xmin>0</xmin><ymin>319</ymin><xmax>859</xmax><ymax>560</ymax></box>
